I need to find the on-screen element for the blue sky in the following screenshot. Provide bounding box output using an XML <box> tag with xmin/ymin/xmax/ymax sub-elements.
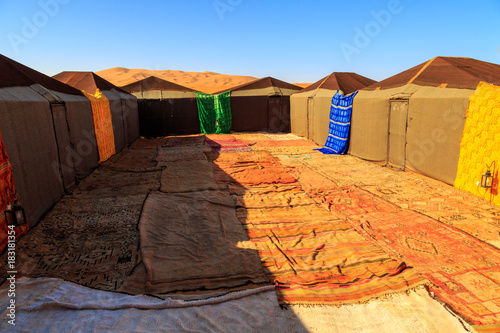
<box><xmin>1</xmin><ymin>0</ymin><xmax>499</xmax><ymax>83</ymax></box>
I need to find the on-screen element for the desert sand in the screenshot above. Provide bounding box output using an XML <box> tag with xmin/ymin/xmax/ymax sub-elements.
<box><xmin>97</xmin><ymin>67</ymin><xmax>256</xmax><ymax>94</ymax></box>
<box><xmin>96</xmin><ymin>67</ymin><xmax>310</xmax><ymax>93</ymax></box>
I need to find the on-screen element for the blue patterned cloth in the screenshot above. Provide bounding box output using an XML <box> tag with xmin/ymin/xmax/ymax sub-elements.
<box><xmin>316</xmin><ymin>91</ymin><xmax>358</xmax><ymax>155</ymax></box>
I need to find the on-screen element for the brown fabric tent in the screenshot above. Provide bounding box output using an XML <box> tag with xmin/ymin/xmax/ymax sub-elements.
<box><xmin>215</xmin><ymin>77</ymin><xmax>303</xmax><ymax>133</ymax></box>
<box><xmin>121</xmin><ymin>76</ymin><xmax>199</xmax><ymax>137</ymax></box>
<box><xmin>290</xmin><ymin>72</ymin><xmax>376</xmax><ymax>145</ymax></box>
<box><xmin>349</xmin><ymin>56</ymin><xmax>500</xmax><ymax>185</ymax></box>
<box><xmin>0</xmin><ymin>54</ymin><xmax>99</xmax><ymax>224</ymax></box>
<box><xmin>53</xmin><ymin>72</ymin><xmax>140</xmax><ymax>152</ymax></box>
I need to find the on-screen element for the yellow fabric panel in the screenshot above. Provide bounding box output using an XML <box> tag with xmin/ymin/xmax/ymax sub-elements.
<box><xmin>84</xmin><ymin>90</ymin><xmax>116</xmax><ymax>163</ymax></box>
<box><xmin>455</xmin><ymin>82</ymin><xmax>500</xmax><ymax>206</ymax></box>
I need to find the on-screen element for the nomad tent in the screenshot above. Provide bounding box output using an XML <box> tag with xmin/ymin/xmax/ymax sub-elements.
<box><xmin>121</xmin><ymin>76</ymin><xmax>199</xmax><ymax>137</ymax></box>
<box><xmin>215</xmin><ymin>77</ymin><xmax>302</xmax><ymax>133</ymax></box>
<box><xmin>0</xmin><ymin>54</ymin><xmax>99</xmax><ymax>225</ymax></box>
<box><xmin>53</xmin><ymin>72</ymin><xmax>140</xmax><ymax>153</ymax></box>
<box><xmin>349</xmin><ymin>56</ymin><xmax>500</xmax><ymax>185</ymax></box>
<box><xmin>290</xmin><ymin>72</ymin><xmax>376</xmax><ymax>146</ymax></box>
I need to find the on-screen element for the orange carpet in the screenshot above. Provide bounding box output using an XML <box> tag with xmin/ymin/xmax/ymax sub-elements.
<box><xmin>321</xmin><ymin>185</ymin><xmax>500</xmax><ymax>330</ymax></box>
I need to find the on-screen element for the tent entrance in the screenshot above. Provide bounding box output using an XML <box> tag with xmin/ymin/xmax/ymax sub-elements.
<box><xmin>307</xmin><ymin>97</ymin><xmax>314</xmax><ymax>139</ymax></box>
<box><xmin>49</xmin><ymin>103</ymin><xmax>76</xmax><ymax>192</ymax></box>
<box><xmin>387</xmin><ymin>99</ymin><xmax>409</xmax><ymax>170</ymax></box>
<box><xmin>267</xmin><ymin>96</ymin><xmax>285</xmax><ymax>132</ymax></box>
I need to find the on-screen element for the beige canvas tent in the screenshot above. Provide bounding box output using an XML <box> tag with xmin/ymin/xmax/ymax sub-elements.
<box><xmin>215</xmin><ymin>77</ymin><xmax>302</xmax><ymax>132</ymax></box>
<box><xmin>53</xmin><ymin>72</ymin><xmax>140</xmax><ymax>152</ymax></box>
<box><xmin>349</xmin><ymin>56</ymin><xmax>500</xmax><ymax>185</ymax></box>
<box><xmin>121</xmin><ymin>76</ymin><xmax>199</xmax><ymax>136</ymax></box>
<box><xmin>290</xmin><ymin>72</ymin><xmax>376</xmax><ymax>146</ymax></box>
<box><xmin>0</xmin><ymin>54</ymin><xmax>99</xmax><ymax>224</ymax></box>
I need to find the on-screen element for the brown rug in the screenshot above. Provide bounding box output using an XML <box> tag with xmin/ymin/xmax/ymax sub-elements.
<box><xmin>130</xmin><ymin>138</ymin><xmax>167</xmax><ymax>149</ymax></box>
<box><xmin>160</xmin><ymin>160</ymin><xmax>223</xmax><ymax>193</ymax></box>
<box><xmin>120</xmin><ymin>191</ymin><xmax>269</xmax><ymax>296</ymax></box>
<box><xmin>0</xmin><ymin>194</ymin><xmax>145</xmax><ymax>292</ymax></box>
<box><xmin>103</xmin><ymin>148</ymin><xmax>160</xmax><ymax>172</ymax></box>
<box><xmin>156</xmin><ymin>146</ymin><xmax>210</xmax><ymax>164</ymax></box>
<box><xmin>165</xmin><ymin>134</ymin><xmax>206</xmax><ymax>147</ymax></box>
<box><xmin>73</xmin><ymin>169</ymin><xmax>160</xmax><ymax>198</ymax></box>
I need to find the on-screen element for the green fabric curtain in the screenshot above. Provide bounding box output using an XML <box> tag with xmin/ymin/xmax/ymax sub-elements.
<box><xmin>196</xmin><ymin>92</ymin><xmax>232</xmax><ymax>134</ymax></box>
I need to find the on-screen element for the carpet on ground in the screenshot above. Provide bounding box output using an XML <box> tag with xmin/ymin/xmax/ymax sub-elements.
<box><xmin>165</xmin><ymin>134</ymin><xmax>206</xmax><ymax>147</ymax></box>
<box><xmin>0</xmin><ymin>277</ymin><xmax>472</xmax><ymax>333</ymax></box>
<box><xmin>0</xmin><ymin>195</ymin><xmax>145</xmax><ymax>291</ymax></box>
<box><xmin>130</xmin><ymin>137</ymin><xmax>167</xmax><ymax>149</ymax></box>
<box><xmin>160</xmin><ymin>160</ymin><xmax>223</xmax><ymax>193</ymax></box>
<box><xmin>213</xmin><ymin>160</ymin><xmax>297</xmax><ymax>185</ymax></box>
<box><xmin>320</xmin><ymin>185</ymin><xmax>500</xmax><ymax>330</ymax></box>
<box><xmin>363</xmin><ymin>179</ymin><xmax>500</xmax><ymax>249</ymax></box>
<box><xmin>156</xmin><ymin>145</ymin><xmax>210</xmax><ymax>164</ymax></box>
<box><xmin>232</xmin><ymin>186</ymin><xmax>425</xmax><ymax>305</ymax></box>
<box><xmin>72</xmin><ymin>169</ymin><xmax>160</xmax><ymax>198</ymax></box>
<box><xmin>103</xmin><ymin>147</ymin><xmax>159</xmax><ymax>171</ymax></box>
<box><xmin>208</xmin><ymin>150</ymin><xmax>276</xmax><ymax>163</ymax></box>
<box><xmin>120</xmin><ymin>190</ymin><xmax>269</xmax><ymax>296</ymax></box>
<box><xmin>205</xmin><ymin>135</ymin><xmax>252</xmax><ymax>153</ymax></box>
<box><xmin>264</xmin><ymin>133</ymin><xmax>305</xmax><ymax>141</ymax></box>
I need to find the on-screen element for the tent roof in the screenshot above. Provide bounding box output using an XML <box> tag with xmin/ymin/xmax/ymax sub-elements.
<box><xmin>364</xmin><ymin>57</ymin><xmax>500</xmax><ymax>90</ymax></box>
<box><xmin>120</xmin><ymin>76</ymin><xmax>196</xmax><ymax>93</ymax></box>
<box><xmin>53</xmin><ymin>71</ymin><xmax>130</xmax><ymax>94</ymax></box>
<box><xmin>0</xmin><ymin>54</ymin><xmax>84</xmax><ymax>96</ymax></box>
<box><xmin>214</xmin><ymin>77</ymin><xmax>303</xmax><ymax>94</ymax></box>
<box><xmin>298</xmin><ymin>72</ymin><xmax>377</xmax><ymax>94</ymax></box>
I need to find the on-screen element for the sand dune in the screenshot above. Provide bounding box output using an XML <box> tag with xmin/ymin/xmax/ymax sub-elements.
<box><xmin>96</xmin><ymin>67</ymin><xmax>259</xmax><ymax>94</ymax></box>
<box><xmin>96</xmin><ymin>67</ymin><xmax>311</xmax><ymax>93</ymax></box>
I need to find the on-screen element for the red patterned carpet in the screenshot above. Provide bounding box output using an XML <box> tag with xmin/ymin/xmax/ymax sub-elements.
<box><xmin>320</xmin><ymin>185</ymin><xmax>500</xmax><ymax>329</ymax></box>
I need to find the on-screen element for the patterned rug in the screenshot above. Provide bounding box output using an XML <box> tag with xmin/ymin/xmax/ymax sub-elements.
<box><xmin>73</xmin><ymin>169</ymin><xmax>160</xmax><ymax>198</ymax></box>
<box><xmin>205</xmin><ymin>135</ymin><xmax>252</xmax><ymax>153</ymax></box>
<box><xmin>213</xmin><ymin>161</ymin><xmax>297</xmax><ymax>186</ymax></box>
<box><xmin>209</xmin><ymin>150</ymin><xmax>277</xmax><ymax>163</ymax></box>
<box><xmin>300</xmin><ymin>155</ymin><xmax>500</xmax><ymax>250</ymax></box>
<box><xmin>232</xmin><ymin>186</ymin><xmax>426</xmax><ymax>306</ymax></box>
<box><xmin>156</xmin><ymin>146</ymin><xmax>209</xmax><ymax>164</ymax></box>
<box><xmin>120</xmin><ymin>191</ymin><xmax>269</xmax><ymax>296</ymax></box>
<box><xmin>160</xmin><ymin>160</ymin><xmax>223</xmax><ymax>193</ymax></box>
<box><xmin>258</xmin><ymin>145</ymin><xmax>321</xmax><ymax>156</ymax></box>
<box><xmin>264</xmin><ymin>133</ymin><xmax>305</xmax><ymax>141</ymax></box>
<box><xmin>251</xmin><ymin>139</ymin><xmax>319</xmax><ymax>148</ymax></box>
<box><xmin>103</xmin><ymin>148</ymin><xmax>160</xmax><ymax>172</ymax></box>
<box><xmin>165</xmin><ymin>134</ymin><xmax>206</xmax><ymax>147</ymax></box>
<box><xmin>0</xmin><ymin>195</ymin><xmax>145</xmax><ymax>292</ymax></box>
<box><xmin>320</xmin><ymin>185</ymin><xmax>500</xmax><ymax>330</ymax></box>
<box><xmin>130</xmin><ymin>138</ymin><xmax>167</xmax><ymax>150</ymax></box>
<box><xmin>364</xmin><ymin>179</ymin><xmax>500</xmax><ymax>250</ymax></box>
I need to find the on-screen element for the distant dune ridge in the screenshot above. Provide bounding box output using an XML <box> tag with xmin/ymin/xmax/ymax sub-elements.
<box><xmin>96</xmin><ymin>67</ymin><xmax>311</xmax><ymax>93</ymax></box>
